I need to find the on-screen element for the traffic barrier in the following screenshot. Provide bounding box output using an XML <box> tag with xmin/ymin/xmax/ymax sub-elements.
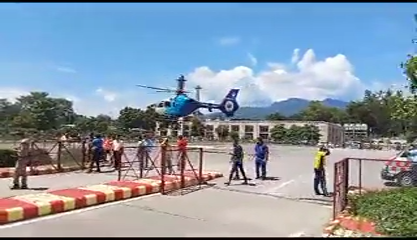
<box><xmin>0</xmin><ymin>171</ymin><xmax>223</xmax><ymax>224</ymax></box>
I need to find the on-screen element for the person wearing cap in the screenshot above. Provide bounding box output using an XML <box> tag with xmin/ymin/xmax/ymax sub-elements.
<box><xmin>313</xmin><ymin>146</ymin><xmax>330</xmax><ymax>196</ymax></box>
<box><xmin>11</xmin><ymin>138</ymin><xmax>32</xmax><ymax>189</ymax></box>
<box><xmin>160</xmin><ymin>138</ymin><xmax>174</xmax><ymax>174</ymax></box>
<box><xmin>254</xmin><ymin>137</ymin><xmax>269</xmax><ymax>180</ymax></box>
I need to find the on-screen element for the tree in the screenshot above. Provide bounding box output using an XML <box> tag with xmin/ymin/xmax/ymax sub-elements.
<box><xmin>215</xmin><ymin>125</ymin><xmax>229</xmax><ymax>140</ymax></box>
<box><xmin>402</xmin><ymin>54</ymin><xmax>417</xmax><ymax>94</ymax></box>
<box><xmin>266</xmin><ymin>112</ymin><xmax>287</xmax><ymax>121</ymax></box>
<box><xmin>270</xmin><ymin>124</ymin><xmax>287</xmax><ymax>142</ymax></box>
<box><xmin>302</xmin><ymin>124</ymin><xmax>321</xmax><ymax>143</ymax></box>
<box><xmin>298</xmin><ymin>101</ymin><xmax>350</xmax><ymax>123</ymax></box>
<box><xmin>190</xmin><ymin>117</ymin><xmax>205</xmax><ymax>137</ymax></box>
<box><xmin>229</xmin><ymin>131</ymin><xmax>239</xmax><ymax>141</ymax></box>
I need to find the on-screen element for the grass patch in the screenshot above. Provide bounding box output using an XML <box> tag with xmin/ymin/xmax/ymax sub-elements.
<box><xmin>349</xmin><ymin>187</ymin><xmax>417</xmax><ymax>237</ymax></box>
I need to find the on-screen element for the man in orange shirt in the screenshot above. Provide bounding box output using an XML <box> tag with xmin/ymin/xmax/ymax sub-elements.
<box><xmin>177</xmin><ymin>135</ymin><xmax>188</xmax><ymax>171</ymax></box>
<box><xmin>103</xmin><ymin>136</ymin><xmax>113</xmax><ymax>163</ymax></box>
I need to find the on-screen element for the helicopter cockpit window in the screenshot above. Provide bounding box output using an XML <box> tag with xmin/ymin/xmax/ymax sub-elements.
<box><xmin>164</xmin><ymin>101</ymin><xmax>171</xmax><ymax>107</ymax></box>
<box><xmin>157</xmin><ymin>102</ymin><xmax>164</xmax><ymax>108</ymax></box>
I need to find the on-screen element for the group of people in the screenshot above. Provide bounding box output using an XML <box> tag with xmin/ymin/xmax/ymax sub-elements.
<box><xmin>225</xmin><ymin>136</ymin><xmax>332</xmax><ymax>197</ymax></box>
<box><xmin>87</xmin><ymin>134</ymin><xmax>124</xmax><ymax>173</ymax></box>
<box><xmin>225</xmin><ymin>137</ymin><xmax>270</xmax><ymax>185</ymax></box>
<box><xmin>10</xmin><ymin>131</ymin><xmax>332</xmax><ymax>197</ymax></box>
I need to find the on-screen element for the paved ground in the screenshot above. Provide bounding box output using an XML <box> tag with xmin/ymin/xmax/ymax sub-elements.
<box><xmin>0</xmin><ymin>144</ymin><xmax>398</xmax><ymax>237</ymax></box>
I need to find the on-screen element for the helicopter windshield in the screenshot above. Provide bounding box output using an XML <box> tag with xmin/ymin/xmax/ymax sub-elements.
<box><xmin>164</xmin><ymin>101</ymin><xmax>171</xmax><ymax>107</ymax></box>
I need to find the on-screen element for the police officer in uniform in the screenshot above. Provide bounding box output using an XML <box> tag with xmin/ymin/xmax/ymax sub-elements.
<box><xmin>314</xmin><ymin>146</ymin><xmax>330</xmax><ymax>196</ymax></box>
<box><xmin>225</xmin><ymin>139</ymin><xmax>248</xmax><ymax>185</ymax></box>
<box><xmin>11</xmin><ymin>138</ymin><xmax>32</xmax><ymax>189</ymax></box>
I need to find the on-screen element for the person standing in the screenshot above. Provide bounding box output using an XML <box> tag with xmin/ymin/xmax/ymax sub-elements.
<box><xmin>103</xmin><ymin>136</ymin><xmax>113</xmax><ymax>163</ymax></box>
<box><xmin>254</xmin><ymin>137</ymin><xmax>269</xmax><ymax>180</ymax></box>
<box><xmin>314</xmin><ymin>146</ymin><xmax>330</xmax><ymax>196</ymax></box>
<box><xmin>160</xmin><ymin>138</ymin><xmax>174</xmax><ymax>174</ymax></box>
<box><xmin>176</xmin><ymin>135</ymin><xmax>188</xmax><ymax>171</ymax></box>
<box><xmin>225</xmin><ymin>139</ymin><xmax>248</xmax><ymax>185</ymax></box>
<box><xmin>11</xmin><ymin>138</ymin><xmax>32</xmax><ymax>189</ymax></box>
<box><xmin>112</xmin><ymin>135</ymin><xmax>124</xmax><ymax>171</ymax></box>
<box><xmin>138</xmin><ymin>134</ymin><xmax>154</xmax><ymax>169</ymax></box>
<box><xmin>87</xmin><ymin>134</ymin><xmax>103</xmax><ymax>173</ymax></box>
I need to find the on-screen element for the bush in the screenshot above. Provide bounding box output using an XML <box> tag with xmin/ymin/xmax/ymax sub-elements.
<box><xmin>349</xmin><ymin>187</ymin><xmax>417</xmax><ymax>237</ymax></box>
<box><xmin>0</xmin><ymin>149</ymin><xmax>18</xmax><ymax>167</ymax></box>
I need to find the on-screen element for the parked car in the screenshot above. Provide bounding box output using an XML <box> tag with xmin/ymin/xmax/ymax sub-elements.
<box><xmin>380</xmin><ymin>150</ymin><xmax>416</xmax><ymax>187</ymax></box>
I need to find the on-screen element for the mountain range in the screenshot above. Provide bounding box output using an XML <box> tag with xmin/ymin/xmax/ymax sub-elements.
<box><xmin>206</xmin><ymin>98</ymin><xmax>349</xmax><ymax>120</ymax></box>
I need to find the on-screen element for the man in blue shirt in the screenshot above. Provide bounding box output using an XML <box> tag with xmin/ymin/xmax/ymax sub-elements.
<box><xmin>254</xmin><ymin>137</ymin><xmax>269</xmax><ymax>180</ymax></box>
<box><xmin>87</xmin><ymin>134</ymin><xmax>103</xmax><ymax>173</ymax></box>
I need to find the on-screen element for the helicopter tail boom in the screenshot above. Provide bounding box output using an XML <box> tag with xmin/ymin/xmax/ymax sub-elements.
<box><xmin>219</xmin><ymin>89</ymin><xmax>240</xmax><ymax>117</ymax></box>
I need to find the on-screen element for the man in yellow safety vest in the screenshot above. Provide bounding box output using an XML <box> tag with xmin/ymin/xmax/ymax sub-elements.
<box><xmin>314</xmin><ymin>146</ymin><xmax>330</xmax><ymax>197</ymax></box>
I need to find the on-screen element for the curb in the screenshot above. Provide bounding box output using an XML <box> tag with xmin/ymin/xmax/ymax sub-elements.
<box><xmin>323</xmin><ymin>187</ymin><xmax>384</xmax><ymax>237</ymax></box>
<box><xmin>0</xmin><ymin>166</ymin><xmax>83</xmax><ymax>178</ymax></box>
<box><xmin>0</xmin><ymin>171</ymin><xmax>223</xmax><ymax>224</ymax></box>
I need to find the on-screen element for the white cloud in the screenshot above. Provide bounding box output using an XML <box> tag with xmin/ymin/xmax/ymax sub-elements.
<box><xmin>187</xmin><ymin>48</ymin><xmax>385</xmax><ymax>106</ymax></box>
<box><xmin>291</xmin><ymin>48</ymin><xmax>300</xmax><ymax>64</ymax></box>
<box><xmin>95</xmin><ymin>88</ymin><xmax>117</xmax><ymax>102</ymax></box>
<box><xmin>218</xmin><ymin>37</ymin><xmax>240</xmax><ymax>46</ymax></box>
<box><xmin>0</xmin><ymin>48</ymin><xmax>405</xmax><ymax>117</ymax></box>
<box><xmin>0</xmin><ymin>88</ymin><xmax>29</xmax><ymax>103</ymax></box>
<box><xmin>247</xmin><ymin>53</ymin><xmax>258</xmax><ymax>67</ymax></box>
<box><xmin>56</xmin><ymin>66</ymin><xmax>77</xmax><ymax>73</ymax></box>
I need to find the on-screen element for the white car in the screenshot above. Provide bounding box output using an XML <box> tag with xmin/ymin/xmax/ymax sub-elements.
<box><xmin>380</xmin><ymin>150</ymin><xmax>416</xmax><ymax>187</ymax></box>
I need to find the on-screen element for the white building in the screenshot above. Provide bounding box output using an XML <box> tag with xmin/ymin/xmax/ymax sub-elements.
<box><xmin>156</xmin><ymin>119</ymin><xmax>345</xmax><ymax>145</ymax></box>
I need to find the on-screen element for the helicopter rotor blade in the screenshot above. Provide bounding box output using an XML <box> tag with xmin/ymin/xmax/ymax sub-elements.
<box><xmin>136</xmin><ymin>85</ymin><xmax>172</xmax><ymax>92</ymax></box>
<box><xmin>155</xmin><ymin>90</ymin><xmax>174</xmax><ymax>93</ymax></box>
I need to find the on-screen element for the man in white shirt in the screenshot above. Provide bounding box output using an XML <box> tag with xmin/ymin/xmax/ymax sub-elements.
<box><xmin>112</xmin><ymin>135</ymin><xmax>124</xmax><ymax>170</ymax></box>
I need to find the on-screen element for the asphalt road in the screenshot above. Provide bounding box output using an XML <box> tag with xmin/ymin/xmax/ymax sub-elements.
<box><xmin>0</xmin><ymin>144</ymin><xmax>398</xmax><ymax>237</ymax></box>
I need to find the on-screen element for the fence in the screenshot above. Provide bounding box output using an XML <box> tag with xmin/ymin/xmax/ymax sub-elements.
<box><xmin>10</xmin><ymin>140</ymin><xmax>88</xmax><ymax>173</ymax></box>
<box><xmin>332</xmin><ymin>156</ymin><xmax>415</xmax><ymax>219</ymax></box>
<box><xmin>117</xmin><ymin>145</ymin><xmax>208</xmax><ymax>195</ymax></box>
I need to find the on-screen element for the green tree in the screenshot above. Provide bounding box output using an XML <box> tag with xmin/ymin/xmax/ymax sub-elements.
<box><xmin>298</xmin><ymin>101</ymin><xmax>349</xmax><ymax>123</ymax></box>
<box><xmin>229</xmin><ymin>131</ymin><xmax>239</xmax><ymax>141</ymax></box>
<box><xmin>190</xmin><ymin>117</ymin><xmax>205</xmax><ymax>137</ymax></box>
<box><xmin>302</xmin><ymin>124</ymin><xmax>321</xmax><ymax>143</ymax></box>
<box><xmin>266</xmin><ymin>112</ymin><xmax>287</xmax><ymax>121</ymax></box>
<box><xmin>285</xmin><ymin>125</ymin><xmax>304</xmax><ymax>144</ymax></box>
<box><xmin>270</xmin><ymin>124</ymin><xmax>287</xmax><ymax>142</ymax></box>
<box><xmin>402</xmin><ymin>54</ymin><xmax>417</xmax><ymax>93</ymax></box>
<box><xmin>215</xmin><ymin>125</ymin><xmax>229</xmax><ymax>140</ymax></box>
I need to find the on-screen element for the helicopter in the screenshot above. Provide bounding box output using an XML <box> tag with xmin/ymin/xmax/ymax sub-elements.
<box><xmin>137</xmin><ymin>75</ymin><xmax>240</xmax><ymax>120</ymax></box>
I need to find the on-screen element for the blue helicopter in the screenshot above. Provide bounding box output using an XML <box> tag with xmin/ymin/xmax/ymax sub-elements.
<box><xmin>137</xmin><ymin>75</ymin><xmax>240</xmax><ymax>120</ymax></box>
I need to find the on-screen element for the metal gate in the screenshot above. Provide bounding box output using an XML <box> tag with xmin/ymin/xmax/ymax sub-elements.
<box><xmin>333</xmin><ymin>158</ymin><xmax>349</xmax><ymax>219</ymax></box>
<box><xmin>117</xmin><ymin>145</ymin><xmax>206</xmax><ymax>195</ymax></box>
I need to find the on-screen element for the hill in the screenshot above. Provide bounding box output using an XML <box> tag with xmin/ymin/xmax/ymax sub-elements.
<box><xmin>206</xmin><ymin>98</ymin><xmax>348</xmax><ymax>120</ymax></box>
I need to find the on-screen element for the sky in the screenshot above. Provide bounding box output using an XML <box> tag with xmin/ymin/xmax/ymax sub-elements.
<box><xmin>0</xmin><ymin>3</ymin><xmax>416</xmax><ymax>117</ymax></box>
